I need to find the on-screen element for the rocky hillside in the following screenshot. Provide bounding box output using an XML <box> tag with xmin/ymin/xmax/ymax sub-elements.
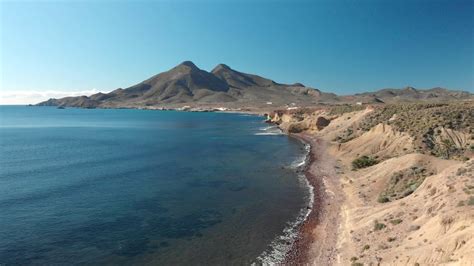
<box><xmin>37</xmin><ymin>61</ymin><xmax>338</xmax><ymax>108</ymax></box>
<box><xmin>37</xmin><ymin>61</ymin><xmax>472</xmax><ymax>109</ymax></box>
<box><xmin>270</xmin><ymin>102</ymin><xmax>473</xmax><ymax>160</ymax></box>
<box><xmin>268</xmin><ymin>101</ymin><xmax>474</xmax><ymax>265</ymax></box>
<box><xmin>341</xmin><ymin>87</ymin><xmax>472</xmax><ymax>104</ymax></box>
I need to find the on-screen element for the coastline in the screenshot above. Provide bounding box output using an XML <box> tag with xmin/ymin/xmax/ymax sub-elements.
<box><xmin>36</xmin><ymin>105</ymin><xmax>335</xmax><ymax>264</ymax></box>
<box><xmin>30</xmin><ymin>104</ymin><xmax>474</xmax><ymax>264</ymax></box>
<box><xmin>284</xmin><ymin>133</ymin><xmax>343</xmax><ymax>265</ymax></box>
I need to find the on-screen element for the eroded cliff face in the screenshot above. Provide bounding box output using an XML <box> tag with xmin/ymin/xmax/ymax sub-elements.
<box><xmin>268</xmin><ymin>103</ymin><xmax>474</xmax><ymax>265</ymax></box>
<box><xmin>270</xmin><ymin>103</ymin><xmax>474</xmax><ymax>161</ymax></box>
<box><xmin>267</xmin><ymin>108</ymin><xmax>335</xmax><ymax>134</ymax></box>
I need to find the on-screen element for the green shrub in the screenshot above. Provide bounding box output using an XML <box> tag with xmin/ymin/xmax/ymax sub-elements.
<box><xmin>377</xmin><ymin>195</ymin><xmax>390</xmax><ymax>203</ymax></box>
<box><xmin>374</xmin><ymin>220</ymin><xmax>386</xmax><ymax>231</ymax></box>
<box><xmin>390</xmin><ymin>219</ymin><xmax>403</xmax><ymax>225</ymax></box>
<box><xmin>468</xmin><ymin>196</ymin><xmax>474</xmax><ymax>206</ymax></box>
<box><xmin>352</xmin><ymin>156</ymin><xmax>379</xmax><ymax>170</ymax></box>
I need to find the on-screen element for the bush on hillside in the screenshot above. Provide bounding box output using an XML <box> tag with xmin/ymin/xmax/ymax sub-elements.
<box><xmin>352</xmin><ymin>156</ymin><xmax>378</xmax><ymax>170</ymax></box>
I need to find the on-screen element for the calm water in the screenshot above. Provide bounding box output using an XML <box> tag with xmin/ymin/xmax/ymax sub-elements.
<box><xmin>0</xmin><ymin>106</ymin><xmax>309</xmax><ymax>265</ymax></box>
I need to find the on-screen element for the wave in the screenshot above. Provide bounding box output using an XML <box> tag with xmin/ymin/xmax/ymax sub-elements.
<box><xmin>289</xmin><ymin>144</ymin><xmax>310</xmax><ymax>169</ymax></box>
<box><xmin>254</xmin><ymin>132</ymin><xmax>282</xmax><ymax>136</ymax></box>
<box><xmin>254</xmin><ymin>142</ymin><xmax>314</xmax><ymax>265</ymax></box>
<box><xmin>255</xmin><ymin>126</ymin><xmax>283</xmax><ymax>136</ymax></box>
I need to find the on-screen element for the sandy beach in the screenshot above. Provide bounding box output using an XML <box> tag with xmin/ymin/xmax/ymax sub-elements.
<box><xmin>284</xmin><ymin>133</ymin><xmax>344</xmax><ymax>265</ymax></box>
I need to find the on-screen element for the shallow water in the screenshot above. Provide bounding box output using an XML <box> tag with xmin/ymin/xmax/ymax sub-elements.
<box><xmin>0</xmin><ymin>106</ymin><xmax>309</xmax><ymax>265</ymax></box>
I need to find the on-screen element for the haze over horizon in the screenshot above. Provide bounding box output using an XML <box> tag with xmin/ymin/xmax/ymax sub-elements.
<box><xmin>1</xmin><ymin>0</ymin><xmax>473</xmax><ymax>104</ymax></box>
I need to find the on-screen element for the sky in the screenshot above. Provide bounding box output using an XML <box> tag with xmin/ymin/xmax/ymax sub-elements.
<box><xmin>0</xmin><ymin>0</ymin><xmax>473</xmax><ymax>104</ymax></box>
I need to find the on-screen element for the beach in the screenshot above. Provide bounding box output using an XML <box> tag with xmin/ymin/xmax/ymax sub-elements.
<box><xmin>283</xmin><ymin>133</ymin><xmax>343</xmax><ymax>265</ymax></box>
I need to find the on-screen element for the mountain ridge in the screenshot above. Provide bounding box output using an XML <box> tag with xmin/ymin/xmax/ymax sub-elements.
<box><xmin>37</xmin><ymin>61</ymin><xmax>473</xmax><ymax>108</ymax></box>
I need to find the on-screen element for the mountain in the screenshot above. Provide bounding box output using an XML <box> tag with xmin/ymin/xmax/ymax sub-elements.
<box><xmin>37</xmin><ymin>62</ymin><xmax>472</xmax><ymax>108</ymax></box>
<box><xmin>342</xmin><ymin>86</ymin><xmax>473</xmax><ymax>103</ymax></box>
<box><xmin>38</xmin><ymin>61</ymin><xmax>338</xmax><ymax>108</ymax></box>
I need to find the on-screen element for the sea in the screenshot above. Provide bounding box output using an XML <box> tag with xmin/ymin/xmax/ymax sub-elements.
<box><xmin>0</xmin><ymin>106</ymin><xmax>311</xmax><ymax>265</ymax></box>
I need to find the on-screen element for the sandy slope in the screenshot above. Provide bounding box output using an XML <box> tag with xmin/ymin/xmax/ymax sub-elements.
<box><xmin>271</xmin><ymin>107</ymin><xmax>474</xmax><ymax>265</ymax></box>
<box><xmin>320</xmin><ymin>110</ymin><xmax>474</xmax><ymax>265</ymax></box>
<box><xmin>334</xmin><ymin>155</ymin><xmax>473</xmax><ymax>265</ymax></box>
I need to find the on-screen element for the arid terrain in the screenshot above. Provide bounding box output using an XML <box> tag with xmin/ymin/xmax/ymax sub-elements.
<box><xmin>269</xmin><ymin>101</ymin><xmax>474</xmax><ymax>265</ymax></box>
<box><xmin>36</xmin><ymin>61</ymin><xmax>472</xmax><ymax>110</ymax></box>
<box><xmin>34</xmin><ymin>61</ymin><xmax>474</xmax><ymax>265</ymax></box>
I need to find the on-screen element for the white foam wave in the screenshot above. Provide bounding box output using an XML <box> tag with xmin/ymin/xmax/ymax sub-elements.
<box><xmin>255</xmin><ymin>132</ymin><xmax>282</xmax><ymax>136</ymax></box>
<box><xmin>254</xmin><ymin>142</ymin><xmax>314</xmax><ymax>265</ymax></box>
<box><xmin>289</xmin><ymin>144</ymin><xmax>310</xmax><ymax>169</ymax></box>
<box><xmin>255</xmin><ymin>126</ymin><xmax>283</xmax><ymax>136</ymax></box>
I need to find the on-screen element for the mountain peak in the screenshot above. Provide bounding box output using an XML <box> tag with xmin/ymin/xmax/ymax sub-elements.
<box><xmin>211</xmin><ymin>63</ymin><xmax>232</xmax><ymax>73</ymax></box>
<box><xmin>403</xmin><ymin>86</ymin><xmax>417</xmax><ymax>92</ymax></box>
<box><xmin>178</xmin><ymin>61</ymin><xmax>198</xmax><ymax>69</ymax></box>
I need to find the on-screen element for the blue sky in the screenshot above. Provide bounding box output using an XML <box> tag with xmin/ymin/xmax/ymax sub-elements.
<box><xmin>1</xmin><ymin>0</ymin><xmax>473</xmax><ymax>103</ymax></box>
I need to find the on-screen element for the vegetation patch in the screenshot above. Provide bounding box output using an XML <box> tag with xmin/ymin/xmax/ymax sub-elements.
<box><xmin>378</xmin><ymin>166</ymin><xmax>430</xmax><ymax>202</ymax></box>
<box><xmin>357</xmin><ymin>102</ymin><xmax>473</xmax><ymax>160</ymax></box>
<box><xmin>352</xmin><ymin>156</ymin><xmax>379</xmax><ymax>170</ymax></box>
<box><xmin>390</xmin><ymin>219</ymin><xmax>403</xmax><ymax>225</ymax></box>
<box><xmin>374</xmin><ymin>220</ymin><xmax>386</xmax><ymax>231</ymax></box>
<box><xmin>468</xmin><ymin>196</ymin><xmax>474</xmax><ymax>206</ymax></box>
<box><xmin>328</xmin><ymin>104</ymin><xmax>365</xmax><ymax>115</ymax></box>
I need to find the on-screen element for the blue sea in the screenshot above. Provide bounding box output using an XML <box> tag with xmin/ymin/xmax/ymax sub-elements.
<box><xmin>0</xmin><ymin>106</ymin><xmax>310</xmax><ymax>265</ymax></box>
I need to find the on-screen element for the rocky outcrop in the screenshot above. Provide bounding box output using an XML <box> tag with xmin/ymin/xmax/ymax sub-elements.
<box><xmin>315</xmin><ymin>117</ymin><xmax>330</xmax><ymax>130</ymax></box>
<box><xmin>267</xmin><ymin>108</ymin><xmax>333</xmax><ymax>134</ymax></box>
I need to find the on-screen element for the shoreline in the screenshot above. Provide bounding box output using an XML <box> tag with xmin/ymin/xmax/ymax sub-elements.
<box><xmin>35</xmin><ymin>105</ymin><xmax>340</xmax><ymax>264</ymax></box>
<box><xmin>284</xmin><ymin>133</ymin><xmax>343</xmax><ymax>265</ymax></box>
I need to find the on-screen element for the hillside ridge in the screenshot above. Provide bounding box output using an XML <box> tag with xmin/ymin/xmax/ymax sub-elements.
<box><xmin>37</xmin><ymin>61</ymin><xmax>472</xmax><ymax>109</ymax></box>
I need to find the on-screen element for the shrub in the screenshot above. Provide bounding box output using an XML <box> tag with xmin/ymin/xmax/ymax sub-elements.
<box><xmin>390</xmin><ymin>219</ymin><xmax>403</xmax><ymax>225</ymax></box>
<box><xmin>374</xmin><ymin>220</ymin><xmax>386</xmax><ymax>231</ymax></box>
<box><xmin>468</xmin><ymin>196</ymin><xmax>474</xmax><ymax>206</ymax></box>
<box><xmin>378</xmin><ymin>167</ymin><xmax>429</xmax><ymax>202</ymax></box>
<box><xmin>352</xmin><ymin>156</ymin><xmax>379</xmax><ymax>170</ymax></box>
<box><xmin>409</xmin><ymin>225</ymin><xmax>421</xmax><ymax>231</ymax></box>
<box><xmin>377</xmin><ymin>195</ymin><xmax>390</xmax><ymax>203</ymax></box>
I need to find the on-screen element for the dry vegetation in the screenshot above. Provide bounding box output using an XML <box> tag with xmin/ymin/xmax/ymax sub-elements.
<box><xmin>333</xmin><ymin>101</ymin><xmax>474</xmax><ymax>161</ymax></box>
<box><xmin>268</xmin><ymin>100</ymin><xmax>474</xmax><ymax>265</ymax></box>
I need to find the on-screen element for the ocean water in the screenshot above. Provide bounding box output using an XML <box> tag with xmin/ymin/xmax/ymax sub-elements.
<box><xmin>0</xmin><ymin>106</ymin><xmax>310</xmax><ymax>265</ymax></box>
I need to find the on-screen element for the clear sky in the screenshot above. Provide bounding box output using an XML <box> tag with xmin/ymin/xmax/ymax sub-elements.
<box><xmin>1</xmin><ymin>0</ymin><xmax>473</xmax><ymax>104</ymax></box>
